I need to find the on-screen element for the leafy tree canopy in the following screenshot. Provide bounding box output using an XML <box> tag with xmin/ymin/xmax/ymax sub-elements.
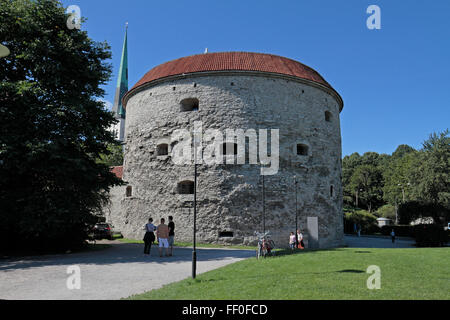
<box><xmin>392</xmin><ymin>144</ymin><xmax>416</xmax><ymax>159</ymax></box>
<box><xmin>0</xmin><ymin>0</ymin><xmax>123</xmax><ymax>252</ymax></box>
<box><xmin>96</xmin><ymin>143</ymin><xmax>124</xmax><ymax>167</ymax></box>
<box><xmin>343</xmin><ymin>130</ymin><xmax>449</xmax><ymax>218</ymax></box>
<box><xmin>411</xmin><ymin>130</ymin><xmax>450</xmax><ymax>206</ymax></box>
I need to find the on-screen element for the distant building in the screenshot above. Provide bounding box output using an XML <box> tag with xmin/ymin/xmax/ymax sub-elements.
<box><xmin>109</xmin><ymin>120</ymin><xmax>122</xmax><ymax>141</ymax></box>
<box><xmin>376</xmin><ymin>217</ymin><xmax>392</xmax><ymax>227</ymax></box>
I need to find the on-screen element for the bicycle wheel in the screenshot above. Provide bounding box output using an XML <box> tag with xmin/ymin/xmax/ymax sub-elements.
<box><xmin>262</xmin><ymin>247</ymin><xmax>268</xmax><ymax>258</ymax></box>
<box><xmin>269</xmin><ymin>240</ymin><xmax>275</xmax><ymax>249</ymax></box>
<box><xmin>269</xmin><ymin>240</ymin><xmax>275</xmax><ymax>255</ymax></box>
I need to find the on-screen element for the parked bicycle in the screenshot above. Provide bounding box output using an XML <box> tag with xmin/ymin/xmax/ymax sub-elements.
<box><xmin>255</xmin><ymin>231</ymin><xmax>276</xmax><ymax>259</ymax></box>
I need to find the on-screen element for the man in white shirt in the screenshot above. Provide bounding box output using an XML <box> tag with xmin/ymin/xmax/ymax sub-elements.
<box><xmin>156</xmin><ymin>218</ymin><xmax>170</xmax><ymax>257</ymax></box>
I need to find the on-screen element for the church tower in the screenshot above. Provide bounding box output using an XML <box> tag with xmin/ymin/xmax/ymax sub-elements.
<box><xmin>112</xmin><ymin>23</ymin><xmax>128</xmax><ymax>142</ymax></box>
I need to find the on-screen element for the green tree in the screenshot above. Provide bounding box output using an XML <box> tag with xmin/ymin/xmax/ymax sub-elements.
<box><xmin>360</xmin><ymin>151</ymin><xmax>381</xmax><ymax>167</ymax></box>
<box><xmin>391</xmin><ymin>144</ymin><xmax>416</xmax><ymax>159</ymax></box>
<box><xmin>343</xmin><ymin>152</ymin><xmax>385</xmax><ymax>210</ymax></box>
<box><xmin>343</xmin><ymin>209</ymin><xmax>378</xmax><ymax>234</ymax></box>
<box><xmin>410</xmin><ymin>130</ymin><xmax>450</xmax><ymax>206</ymax></box>
<box><xmin>0</xmin><ymin>0</ymin><xmax>123</xmax><ymax>252</ymax></box>
<box><xmin>96</xmin><ymin>143</ymin><xmax>124</xmax><ymax>167</ymax></box>
<box><xmin>342</xmin><ymin>132</ymin><xmax>449</xmax><ymax>222</ymax></box>
<box><xmin>342</xmin><ymin>152</ymin><xmax>362</xmax><ymax>206</ymax></box>
<box><xmin>382</xmin><ymin>146</ymin><xmax>418</xmax><ymax>205</ymax></box>
<box><xmin>349</xmin><ymin>164</ymin><xmax>384</xmax><ymax>212</ymax></box>
<box><xmin>375</xmin><ymin>204</ymin><xmax>396</xmax><ymax>220</ymax></box>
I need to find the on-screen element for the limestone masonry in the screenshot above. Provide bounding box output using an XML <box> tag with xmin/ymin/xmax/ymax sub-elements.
<box><xmin>105</xmin><ymin>52</ymin><xmax>344</xmax><ymax>248</ymax></box>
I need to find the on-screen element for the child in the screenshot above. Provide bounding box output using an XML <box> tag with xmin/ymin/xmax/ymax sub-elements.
<box><xmin>297</xmin><ymin>229</ymin><xmax>304</xmax><ymax>249</ymax></box>
<box><xmin>289</xmin><ymin>232</ymin><xmax>296</xmax><ymax>250</ymax></box>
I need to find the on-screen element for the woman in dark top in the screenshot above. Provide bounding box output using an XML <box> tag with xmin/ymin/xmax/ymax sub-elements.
<box><xmin>143</xmin><ymin>218</ymin><xmax>156</xmax><ymax>255</ymax></box>
<box><xmin>168</xmin><ymin>216</ymin><xmax>175</xmax><ymax>256</ymax></box>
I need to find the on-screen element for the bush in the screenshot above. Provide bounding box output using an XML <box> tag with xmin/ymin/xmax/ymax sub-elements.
<box><xmin>365</xmin><ymin>224</ymin><xmax>381</xmax><ymax>234</ymax></box>
<box><xmin>375</xmin><ymin>204</ymin><xmax>396</xmax><ymax>220</ymax></box>
<box><xmin>413</xmin><ymin>224</ymin><xmax>448</xmax><ymax>247</ymax></box>
<box><xmin>398</xmin><ymin>201</ymin><xmax>450</xmax><ymax>226</ymax></box>
<box><xmin>344</xmin><ymin>209</ymin><xmax>379</xmax><ymax>234</ymax></box>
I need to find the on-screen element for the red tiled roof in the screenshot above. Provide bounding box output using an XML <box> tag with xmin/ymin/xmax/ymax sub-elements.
<box><xmin>123</xmin><ymin>52</ymin><xmax>342</xmax><ymax>109</ymax></box>
<box><xmin>110</xmin><ymin>166</ymin><xmax>123</xmax><ymax>179</ymax></box>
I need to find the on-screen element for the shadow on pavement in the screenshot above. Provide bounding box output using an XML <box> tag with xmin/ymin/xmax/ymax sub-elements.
<box><xmin>0</xmin><ymin>242</ymin><xmax>255</xmax><ymax>272</ymax></box>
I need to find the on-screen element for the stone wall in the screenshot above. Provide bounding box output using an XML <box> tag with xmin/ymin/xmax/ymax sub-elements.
<box><xmin>106</xmin><ymin>72</ymin><xmax>344</xmax><ymax>248</ymax></box>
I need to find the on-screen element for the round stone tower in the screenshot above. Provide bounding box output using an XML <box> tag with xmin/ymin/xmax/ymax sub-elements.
<box><xmin>112</xmin><ymin>52</ymin><xmax>344</xmax><ymax>248</ymax></box>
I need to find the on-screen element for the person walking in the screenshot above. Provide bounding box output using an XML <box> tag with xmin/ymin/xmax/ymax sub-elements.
<box><xmin>391</xmin><ymin>229</ymin><xmax>396</xmax><ymax>244</ymax></box>
<box><xmin>143</xmin><ymin>218</ymin><xmax>156</xmax><ymax>255</ymax></box>
<box><xmin>168</xmin><ymin>216</ymin><xmax>175</xmax><ymax>256</ymax></box>
<box><xmin>156</xmin><ymin>218</ymin><xmax>170</xmax><ymax>257</ymax></box>
<box><xmin>289</xmin><ymin>232</ymin><xmax>296</xmax><ymax>251</ymax></box>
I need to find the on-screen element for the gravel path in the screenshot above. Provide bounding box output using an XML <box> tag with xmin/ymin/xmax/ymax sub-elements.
<box><xmin>0</xmin><ymin>241</ymin><xmax>254</xmax><ymax>300</ymax></box>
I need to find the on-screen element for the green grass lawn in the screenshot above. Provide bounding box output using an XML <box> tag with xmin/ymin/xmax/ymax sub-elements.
<box><xmin>127</xmin><ymin>247</ymin><xmax>450</xmax><ymax>300</ymax></box>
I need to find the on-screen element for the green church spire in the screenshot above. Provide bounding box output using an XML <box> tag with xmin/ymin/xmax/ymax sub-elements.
<box><xmin>113</xmin><ymin>23</ymin><xmax>128</xmax><ymax>119</ymax></box>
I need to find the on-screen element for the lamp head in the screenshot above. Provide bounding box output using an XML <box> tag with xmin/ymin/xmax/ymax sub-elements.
<box><xmin>0</xmin><ymin>44</ymin><xmax>10</xmax><ymax>58</ymax></box>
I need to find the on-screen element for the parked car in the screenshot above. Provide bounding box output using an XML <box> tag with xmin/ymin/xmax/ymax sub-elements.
<box><xmin>93</xmin><ymin>223</ymin><xmax>116</xmax><ymax>240</ymax></box>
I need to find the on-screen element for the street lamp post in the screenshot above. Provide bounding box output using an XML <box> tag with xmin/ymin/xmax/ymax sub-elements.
<box><xmin>356</xmin><ymin>188</ymin><xmax>363</xmax><ymax>208</ymax></box>
<box><xmin>259</xmin><ymin>162</ymin><xmax>268</xmax><ymax>233</ymax></box>
<box><xmin>192</xmin><ymin>138</ymin><xmax>199</xmax><ymax>279</ymax></box>
<box><xmin>395</xmin><ymin>183</ymin><xmax>410</xmax><ymax>226</ymax></box>
<box><xmin>262</xmin><ymin>172</ymin><xmax>265</xmax><ymax>234</ymax></box>
<box><xmin>294</xmin><ymin>175</ymin><xmax>298</xmax><ymax>247</ymax></box>
<box><xmin>0</xmin><ymin>44</ymin><xmax>10</xmax><ymax>58</ymax></box>
<box><xmin>394</xmin><ymin>198</ymin><xmax>398</xmax><ymax>225</ymax></box>
<box><xmin>398</xmin><ymin>183</ymin><xmax>410</xmax><ymax>202</ymax></box>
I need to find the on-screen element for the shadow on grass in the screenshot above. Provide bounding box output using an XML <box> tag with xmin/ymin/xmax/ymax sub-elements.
<box><xmin>337</xmin><ymin>269</ymin><xmax>365</xmax><ymax>273</ymax></box>
<box><xmin>191</xmin><ymin>277</ymin><xmax>227</xmax><ymax>284</ymax></box>
<box><xmin>258</xmin><ymin>247</ymin><xmax>350</xmax><ymax>258</ymax></box>
<box><xmin>185</xmin><ymin>267</ymin><xmax>367</xmax><ymax>285</ymax></box>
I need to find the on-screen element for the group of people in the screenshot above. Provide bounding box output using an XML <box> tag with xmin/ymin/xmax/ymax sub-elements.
<box><xmin>143</xmin><ymin>216</ymin><xmax>175</xmax><ymax>257</ymax></box>
<box><xmin>289</xmin><ymin>229</ymin><xmax>305</xmax><ymax>250</ymax></box>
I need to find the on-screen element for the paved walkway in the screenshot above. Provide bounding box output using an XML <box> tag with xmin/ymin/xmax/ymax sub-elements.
<box><xmin>0</xmin><ymin>236</ymin><xmax>418</xmax><ymax>300</ymax></box>
<box><xmin>0</xmin><ymin>241</ymin><xmax>254</xmax><ymax>300</ymax></box>
<box><xmin>344</xmin><ymin>235</ymin><xmax>415</xmax><ymax>248</ymax></box>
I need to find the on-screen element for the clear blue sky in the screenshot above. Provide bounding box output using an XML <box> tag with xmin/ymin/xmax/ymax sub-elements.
<box><xmin>62</xmin><ymin>0</ymin><xmax>450</xmax><ymax>156</ymax></box>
